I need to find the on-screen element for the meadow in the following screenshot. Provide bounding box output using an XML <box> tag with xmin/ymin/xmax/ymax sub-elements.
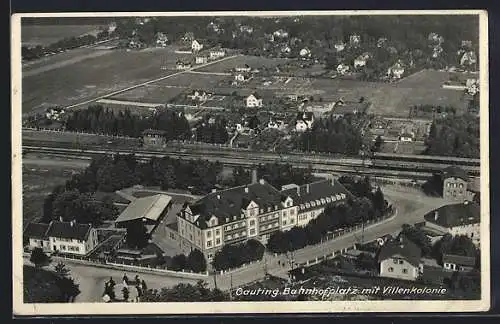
<box><xmin>22</xmin><ymin>47</ymin><xmax>190</xmax><ymax>113</ymax></box>
<box><xmin>21</xmin><ymin>24</ymin><xmax>103</xmax><ymax>47</ymax></box>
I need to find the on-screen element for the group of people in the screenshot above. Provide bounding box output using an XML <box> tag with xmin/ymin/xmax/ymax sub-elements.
<box><xmin>102</xmin><ymin>273</ymin><xmax>148</xmax><ymax>302</ymax></box>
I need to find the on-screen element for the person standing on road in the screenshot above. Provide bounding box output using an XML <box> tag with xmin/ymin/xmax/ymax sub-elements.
<box><xmin>123</xmin><ymin>273</ymin><xmax>129</xmax><ymax>286</ymax></box>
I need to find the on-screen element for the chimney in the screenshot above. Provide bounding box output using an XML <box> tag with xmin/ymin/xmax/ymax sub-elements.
<box><xmin>217</xmin><ymin>194</ymin><xmax>221</xmax><ymax>200</ymax></box>
<box><xmin>434</xmin><ymin>211</ymin><xmax>439</xmax><ymax>221</ymax></box>
<box><xmin>59</xmin><ymin>216</ymin><xmax>64</xmax><ymax>222</ymax></box>
<box><xmin>296</xmin><ymin>185</ymin><xmax>301</xmax><ymax>196</ymax></box>
<box><xmin>70</xmin><ymin>220</ymin><xmax>75</xmax><ymax>227</ymax></box>
<box><xmin>306</xmin><ymin>184</ymin><xmax>310</xmax><ymax>194</ymax></box>
<box><xmin>251</xmin><ymin>169</ymin><xmax>258</xmax><ymax>184</ymax></box>
<box><xmin>245</xmin><ymin>187</ymin><xmax>249</xmax><ymax>193</ymax></box>
<box><xmin>211</xmin><ymin>188</ymin><xmax>217</xmax><ymax>193</ymax></box>
<box><xmin>259</xmin><ymin>179</ymin><xmax>265</xmax><ymax>185</ymax></box>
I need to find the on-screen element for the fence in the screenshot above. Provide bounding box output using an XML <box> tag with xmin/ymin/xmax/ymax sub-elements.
<box><xmin>22</xmin><ymin>127</ymin><xmax>137</xmax><ymax>140</ymax></box>
<box><xmin>33</xmin><ymin>249</ymin><xmax>210</xmax><ymax>279</ymax></box>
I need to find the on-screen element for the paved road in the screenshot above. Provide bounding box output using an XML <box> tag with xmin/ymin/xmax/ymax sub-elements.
<box><xmin>22</xmin><ymin>186</ymin><xmax>449</xmax><ymax>300</ymax></box>
<box><xmin>213</xmin><ymin>186</ymin><xmax>448</xmax><ymax>290</ymax></box>
<box><xmin>23</xmin><ymin>257</ymin><xmax>200</xmax><ymax>303</ymax></box>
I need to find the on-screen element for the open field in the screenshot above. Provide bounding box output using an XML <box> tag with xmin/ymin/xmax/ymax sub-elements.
<box><xmin>22</xmin><ymin>47</ymin><xmax>190</xmax><ymax>113</ymax></box>
<box><xmin>22</xmin><ymin>129</ymin><xmax>141</xmax><ymax>147</ymax></box>
<box><xmin>110</xmin><ymin>73</ymin><xmax>231</xmax><ymax>104</ymax></box>
<box><xmin>155</xmin><ymin>72</ymin><xmax>231</xmax><ymax>89</ymax></box>
<box><xmin>22</xmin><ymin>161</ymin><xmax>85</xmax><ymax>224</ymax></box>
<box><xmin>21</xmin><ymin>24</ymin><xmax>103</xmax><ymax>47</ymax></box>
<box><xmin>195</xmin><ymin>55</ymin><xmax>288</xmax><ymax>73</ymax></box>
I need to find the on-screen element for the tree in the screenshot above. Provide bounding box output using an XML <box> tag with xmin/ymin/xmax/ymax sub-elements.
<box><xmin>125</xmin><ymin>222</ymin><xmax>149</xmax><ymax>249</ymax></box>
<box><xmin>432</xmin><ymin>234</ymin><xmax>477</xmax><ymax>265</ymax></box>
<box><xmin>422</xmin><ymin>173</ymin><xmax>444</xmax><ymax>197</ymax></box>
<box><xmin>355</xmin><ymin>252</ymin><xmax>376</xmax><ymax>270</ymax></box>
<box><xmin>187</xmin><ymin>249</ymin><xmax>207</xmax><ymax>273</ymax></box>
<box><xmin>400</xmin><ymin>224</ymin><xmax>432</xmax><ymax>256</ymax></box>
<box><xmin>30</xmin><ymin>248</ymin><xmax>50</xmax><ymax>268</ymax></box>
<box><xmin>170</xmin><ymin>254</ymin><xmax>188</xmax><ymax>271</ymax></box>
<box><xmin>57</xmin><ymin>276</ymin><xmax>81</xmax><ymax>302</ymax></box>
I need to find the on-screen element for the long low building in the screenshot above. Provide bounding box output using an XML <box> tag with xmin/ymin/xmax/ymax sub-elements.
<box><xmin>174</xmin><ymin>177</ymin><xmax>352</xmax><ymax>261</ymax></box>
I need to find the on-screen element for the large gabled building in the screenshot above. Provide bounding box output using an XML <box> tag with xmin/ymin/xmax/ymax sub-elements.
<box><xmin>24</xmin><ymin>220</ymin><xmax>99</xmax><ymax>256</ymax></box>
<box><xmin>176</xmin><ymin>176</ymin><xmax>351</xmax><ymax>261</ymax></box>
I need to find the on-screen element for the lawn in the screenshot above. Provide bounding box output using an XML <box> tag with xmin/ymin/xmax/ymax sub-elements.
<box><xmin>22</xmin><ymin>164</ymin><xmax>82</xmax><ymax>224</ymax></box>
<box><xmin>22</xmin><ymin>129</ymin><xmax>141</xmax><ymax>147</ymax></box>
<box><xmin>194</xmin><ymin>55</ymin><xmax>288</xmax><ymax>73</ymax></box>
<box><xmin>110</xmin><ymin>85</ymin><xmax>188</xmax><ymax>104</ymax></box>
<box><xmin>22</xmin><ymin>47</ymin><xmax>189</xmax><ymax>113</ymax></box>
<box><xmin>21</xmin><ymin>24</ymin><xmax>103</xmax><ymax>47</ymax></box>
<box><xmin>23</xmin><ymin>265</ymin><xmax>67</xmax><ymax>303</ymax></box>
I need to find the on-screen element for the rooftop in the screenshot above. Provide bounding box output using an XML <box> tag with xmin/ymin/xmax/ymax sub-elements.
<box><xmin>424</xmin><ymin>202</ymin><xmax>480</xmax><ymax>228</ymax></box>
<box><xmin>115</xmin><ymin>194</ymin><xmax>172</xmax><ymax>224</ymax></box>
<box><xmin>46</xmin><ymin>221</ymin><xmax>92</xmax><ymax>241</ymax></box>
<box><xmin>377</xmin><ymin>235</ymin><xmax>422</xmax><ymax>267</ymax></box>
<box><xmin>186</xmin><ymin>181</ymin><xmax>283</xmax><ymax>229</ymax></box>
<box><xmin>281</xmin><ymin>179</ymin><xmax>352</xmax><ymax>211</ymax></box>
<box><xmin>443</xmin><ymin>166</ymin><xmax>468</xmax><ymax>181</ymax></box>
<box><xmin>24</xmin><ymin>223</ymin><xmax>49</xmax><ymax>240</ymax></box>
<box><xmin>442</xmin><ymin>254</ymin><xmax>476</xmax><ymax>267</ymax></box>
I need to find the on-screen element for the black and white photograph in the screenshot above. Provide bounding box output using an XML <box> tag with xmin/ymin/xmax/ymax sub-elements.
<box><xmin>11</xmin><ymin>10</ymin><xmax>490</xmax><ymax>314</ymax></box>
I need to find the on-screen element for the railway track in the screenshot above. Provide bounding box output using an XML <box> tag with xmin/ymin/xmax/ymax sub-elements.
<box><xmin>22</xmin><ymin>142</ymin><xmax>480</xmax><ymax>179</ymax></box>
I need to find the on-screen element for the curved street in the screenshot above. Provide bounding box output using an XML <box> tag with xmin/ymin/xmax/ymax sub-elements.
<box><xmin>23</xmin><ymin>185</ymin><xmax>448</xmax><ymax>302</ymax></box>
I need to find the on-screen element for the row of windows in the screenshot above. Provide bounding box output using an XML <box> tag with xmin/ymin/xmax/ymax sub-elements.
<box><xmin>446</xmin><ymin>182</ymin><xmax>465</xmax><ymax>188</ymax></box>
<box><xmin>282</xmin><ymin>218</ymin><xmax>296</xmax><ymax>226</ymax></box>
<box><xmin>206</xmin><ymin>229</ymin><xmax>221</xmax><ymax>238</ymax></box>
<box><xmin>226</xmin><ymin>231</ymin><xmax>247</xmax><ymax>241</ymax></box>
<box><xmin>445</xmin><ymin>189</ymin><xmax>464</xmax><ymax>196</ymax></box>
<box><xmin>260</xmin><ymin>222</ymin><xmax>279</xmax><ymax>231</ymax></box>
<box><xmin>259</xmin><ymin>213</ymin><xmax>279</xmax><ymax>222</ymax></box>
<box><xmin>393</xmin><ymin>259</ymin><xmax>404</xmax><ymax>265</ymax></box>
<box><xmin>206</xmin><ymin>238</ymin><xmax>222</xmax><ymax>247</ymax></box>
<box><xmin>299</xmin><ymin>194</ymin><xmax>345</xmax><ymax>210</ymax></box>
<box><xmin>225</xmin><ymin>221</ymin><xmax>246</xmax><ymax>231</ymax></box>
<box><xmin>67</xmin><ymin>246</ymin><xmax>80</xmax><ymax>252</ymax></box>
<box><xmin>387</xmin><ymin>267</ymin><xmax>408</xmax><ymax>274</ymax></box>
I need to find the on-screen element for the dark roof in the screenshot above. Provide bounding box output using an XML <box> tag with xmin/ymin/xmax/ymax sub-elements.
<box><xmin>249</xmin><ymin>92</ymin><xmax>262</xmax><ymax>99</ymax></box>
<box><xmin>377</xmin><ymin>235</ymin><xmax>422</xmax><ymax>267</ymax></box>
<box><xmin>24</xmin><ymin>223</ymin><xmax>49</xmax><ymax>239</ymax></box>
<box><xmin>424</xmin><ymin>202</ymin><xmax>480</xmax><ymax>228</ymax></box>
<box><xmin>281</xmin><ymin>179</ymin><xmax>352</xmax><ymax>211</ymax></box>
<box><xmin>142</xmin><ymin>129</ymin><xmax>167</xmax><ymax>136</ymax></box>
<box><xmin>296</xmin><ymin>112</ymin><xmax>314</xmax><ymax>122</ymax></box>
<box><xmin>46</xmin><ymin>221</ymin><xmax>92</xmax><ymax>241</ymax></box>
<box><xmin>185</xmin><ymin>181</ymin><xmax>283</xmax><ymax>229</ymax></box>
<box><xmin>442</xmin><ymin>254</ymin><xmax>476</xmax><ymax>267</ymax></box>
<box><xmin>443</xmin><ymin>166</ymin><xmax>468</xmax><ymax>181</ymax></box>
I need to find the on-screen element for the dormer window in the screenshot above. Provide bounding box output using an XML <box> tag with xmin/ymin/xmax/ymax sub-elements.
<box><xmin>311</xmin><ymin>201</ymin><xmax>316</xmax><ymax>207</ymax></box>
<box><xmin>226</xmin><ymin>217</ymin><xmax>229</xmax><ymax>222</ymax></box>
<box><xmin>326</xmin><ymin>197</ymin><xmax>331</xmax><ymax>203</ymax></box>
<box><xmin>267</xmin><ymin>206</ymin><xmax>271</xmax><ymax>212</ymax></box>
